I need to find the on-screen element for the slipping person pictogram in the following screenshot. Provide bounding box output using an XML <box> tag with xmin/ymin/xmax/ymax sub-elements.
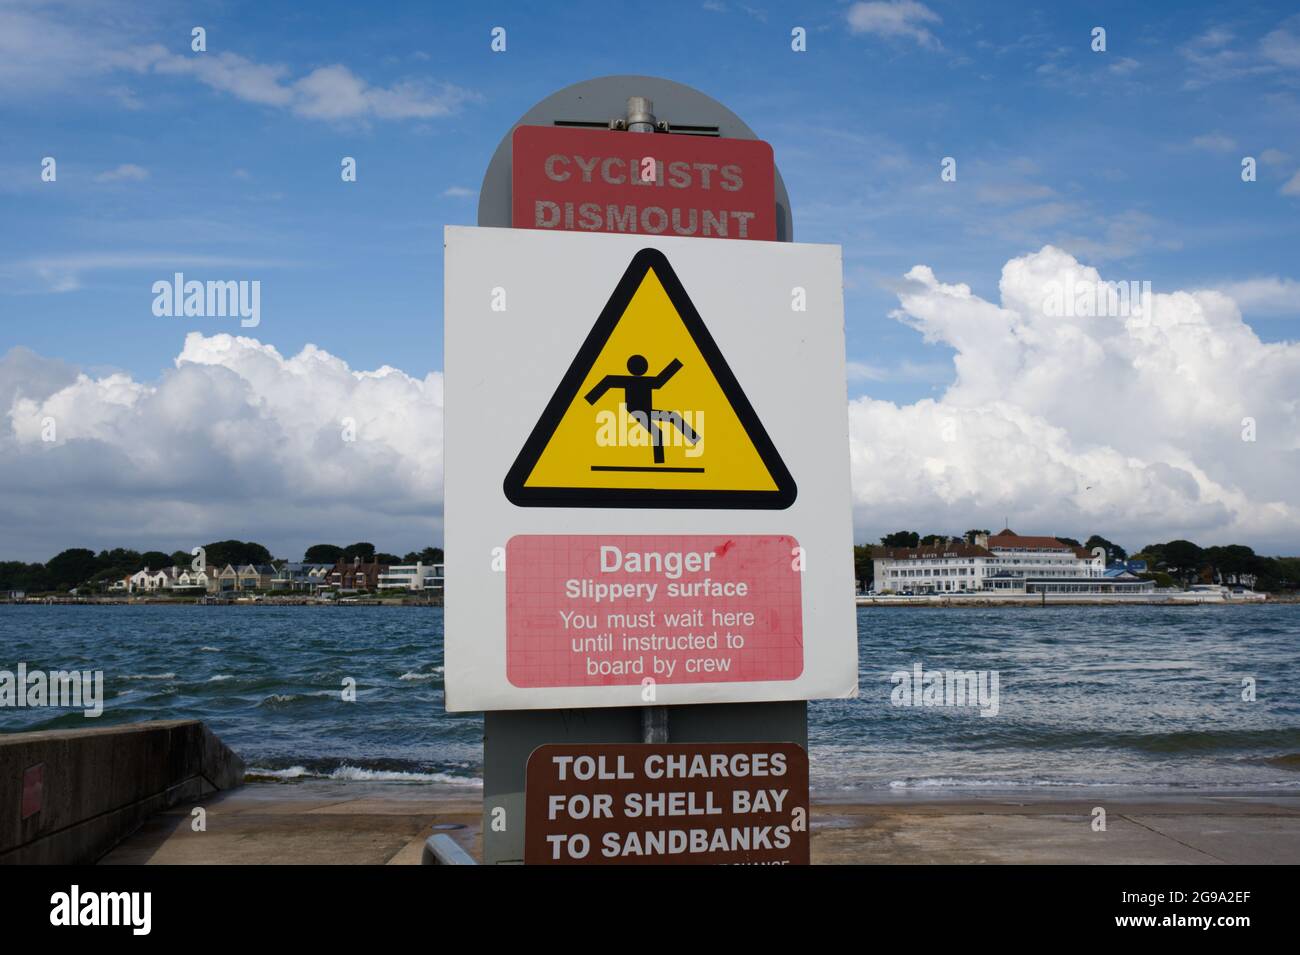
<box><xmin>502</xmin><ymin>247</ymin><xmax>796</xmax><ymax>509</ymax></box>
<box><xmin>584</xmin><ymin>354</ymin><xmax>701</xmax><ymax>465</ymax></box>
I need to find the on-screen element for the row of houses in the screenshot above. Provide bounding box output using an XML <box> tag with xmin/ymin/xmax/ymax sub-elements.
<box><xmin>868</xmin><ymin>529</ymin><xmax>1155</xmax><ymax>595</ymax></box>
<box><xmin>110</xmin><ymin>558</ymin><xmax>444</xmax><ymax>596</ymax></box>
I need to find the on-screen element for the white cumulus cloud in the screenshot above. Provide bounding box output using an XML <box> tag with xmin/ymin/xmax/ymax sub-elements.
<box><xmin>850</xmin><ymin>246</ymin><xmax>1300</xmax><ymax>551</ymax></box>
<box><xmin>1204</xmin><ymin>276</ymin><xmax>1300</xmax><ymax>316</ymax></box>
<box><xmin>0</xmin><ymin>334</ymin><xmax>443</xmax><ymax>560</ymax></box>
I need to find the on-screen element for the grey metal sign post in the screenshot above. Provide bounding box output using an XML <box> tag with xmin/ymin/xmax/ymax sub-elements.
<box><xmin>473</xmin><ymin>75</ymin><xmax>806</xmax><ymax>864</ymax></box>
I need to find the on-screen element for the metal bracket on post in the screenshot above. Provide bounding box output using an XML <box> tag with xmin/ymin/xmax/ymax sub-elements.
<box><xmin>609</xmin><ymin>95</ymin><xmax>670</xmax><ymax>133</ymax></box>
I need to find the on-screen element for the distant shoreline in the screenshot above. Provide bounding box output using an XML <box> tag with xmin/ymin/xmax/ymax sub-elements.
<box><xmin>4</xmin><ymin>596</ymin><xmax>1298</xmax><ymax>608</ymax></box>
<box><xmin>0</xmin><ymin>598</ymin><xmax>442</xmax><ymax>607</ymax></box>
<box><xmin>856</xmin><ymin>596</ymin><xmax>1297</xmax><ymax>607</ymax></box>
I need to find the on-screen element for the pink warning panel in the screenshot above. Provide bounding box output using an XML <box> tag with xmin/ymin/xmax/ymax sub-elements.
<box><xmin>506</xmin><ymin>534</ymin><xmax>803</xmax><ymax>688</ymax></box>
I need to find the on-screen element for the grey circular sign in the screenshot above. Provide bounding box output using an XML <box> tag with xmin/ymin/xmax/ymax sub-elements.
<box><xmin>477</xmin><ymin>74</ymin><xmax>793</xmax><ymax>241</ymax></box>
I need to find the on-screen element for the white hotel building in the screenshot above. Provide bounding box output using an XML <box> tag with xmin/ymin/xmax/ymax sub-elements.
<box><xmin>376</xmin><ymin>562</ymin><xmax>444</xmax><ymax>594</ymax></box>
<box><xmin>871</xmin><ymin>529</ymin><xmax>1151</xmax><ymax>595</ymax></box>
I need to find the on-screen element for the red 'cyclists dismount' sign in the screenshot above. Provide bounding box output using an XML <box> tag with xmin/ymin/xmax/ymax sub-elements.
<box><xmin>511</xmin><ymin>125</ymin><xmax>777</xmax><ymax>241</ymax></box>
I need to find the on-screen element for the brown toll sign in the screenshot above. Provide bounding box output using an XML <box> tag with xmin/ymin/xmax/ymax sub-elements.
<box><xmin>524</xmin><ymin>742</ymin><xmax>810</xmax><ymax>865</ymax></box>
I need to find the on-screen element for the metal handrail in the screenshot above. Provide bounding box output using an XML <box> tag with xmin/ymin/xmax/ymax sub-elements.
<box><xmin>421</xmin><ymin>833</ymin><xmax>477</xmax><ymax>866</ymax></box>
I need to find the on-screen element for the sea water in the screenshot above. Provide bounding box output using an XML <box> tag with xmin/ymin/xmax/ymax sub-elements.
<box><xmin>1</xmin><ymin>604</ymin><xmax>1297</xmax><ymax>795</ymax></box>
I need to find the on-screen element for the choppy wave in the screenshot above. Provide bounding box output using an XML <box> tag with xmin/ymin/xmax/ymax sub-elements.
<box><xmin>987</xmin><ymin>726</ymin><xmax>1300</xmax><ymax>755</ymax></box>
<box><xmin>1265</xmin><ymin>754</ymin><xmax>1300</xmax><ymax>771</ymax></box>
<box><xmin>256</xmin><ymin>690</ymin><xmax>342</xmax><ymax>707</ymax></box>
<box><xmin>399</xmin><ymin>668</ymin><xmax>443</xmax><ymax>682</ymax></box>
<box><xmin>888</xmin><ymin>777</ymin><xmax>1131</xmax><ymax>790</ymax></box>
<box><xmin>257</xmin><ymin>693</ymin><xmax>299</xmax><ymax>707</ymax></box>
<box><xmin>247</xmin><ymin>764</ymin><xmax>481</xmax><ymax>786</ymax></box>
<box><xmin>879</xmin><ymin>776</ymin><xmax>1300</xmax><ymax>791</ymax></box>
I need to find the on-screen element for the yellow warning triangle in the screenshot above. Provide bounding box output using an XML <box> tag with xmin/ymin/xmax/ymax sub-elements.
<box><xmin>504</xmin><ymin>248</ymin><xmax>796</xmax><ymax>509</ymax></box>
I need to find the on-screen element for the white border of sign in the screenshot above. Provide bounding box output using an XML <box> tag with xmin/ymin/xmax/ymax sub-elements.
<box><xmin>444</xmin><ymin>226</ymin><xmax>856</xmax><ymax>712</ymax></box>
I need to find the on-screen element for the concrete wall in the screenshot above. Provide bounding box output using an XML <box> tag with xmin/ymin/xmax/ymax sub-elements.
<box><xmin>0</xmin><ymin>719</ymin><xmax>244</xmax><ymax>864</ymax></box>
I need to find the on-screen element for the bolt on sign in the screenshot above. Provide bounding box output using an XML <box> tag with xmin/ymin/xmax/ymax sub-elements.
<box><xmin>444</xmin><ymin>226</ymin><xmax>856</xmax><ymax>711</ymax></box>
<box><xmin>512</xmin><ymin>126</ymin><xmax>777</xmax><ymax>241</ymax></box>
<box><xmin>524</xmin><ymin>743</ymin><xmax>810</xmax><ymax>865</ymax></box>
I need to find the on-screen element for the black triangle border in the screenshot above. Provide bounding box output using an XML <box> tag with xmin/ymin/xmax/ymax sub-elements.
<box><xmin>503</xmin><ymin>247</ymin><xmax>797</xmax><ymax>509</ymax></box>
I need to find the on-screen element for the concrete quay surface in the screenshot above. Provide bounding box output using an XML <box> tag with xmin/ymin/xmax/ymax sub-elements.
<box><xmin>100</xmin><ymin>780</ymin><xmax>482</xmax><ymax>865</ymax></box>
<box><xmin>810</xmin><ymin>793</ymin><xmax>1300</xmax><ymax>864</ymax></box>
<box><xmin>98</xmin><ymin>781</ymin><xmax>1300</xmax><ymax>864</ymax></box>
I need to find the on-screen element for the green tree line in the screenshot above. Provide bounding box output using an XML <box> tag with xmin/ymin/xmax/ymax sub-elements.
<box><xmin>0</xmin><ymin>541</ymin><xmax>444</xmax><ymax>594</ymax></box>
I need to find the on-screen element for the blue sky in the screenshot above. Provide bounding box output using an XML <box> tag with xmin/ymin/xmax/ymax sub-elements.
<box><xmin>4</xmin><ymin>0</ymin><xmax>1298</xmax><ymax>403</ymax></box>
<box><xmin>3</xmin><ymin>0</ymin><xmax>1300</xmax><ymax>560</ymax></box>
